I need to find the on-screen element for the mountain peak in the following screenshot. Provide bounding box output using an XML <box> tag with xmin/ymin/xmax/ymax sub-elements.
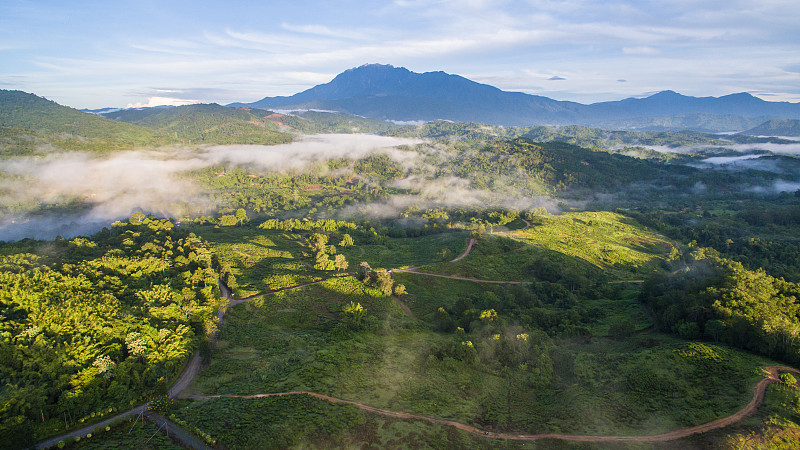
<box><xmin>355</xmin><ymin>63</ymin><xmax>396</xmax><ymax>70</ymax></box>
<box><xmin>650</xmin><ymin>90</ymin><xmax>683</xmax><ymax>98</ymax></box>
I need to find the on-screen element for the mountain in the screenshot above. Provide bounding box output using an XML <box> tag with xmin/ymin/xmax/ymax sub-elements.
<box><xmin>742</xmin><ymin>119</ymin><xmax>800</xmax><ymax>137</ymax></box>
<box><xmin>587</xmin><ymin>113</ymin><xmax>770</xmax><ymax>133</ymax></box>
<box><xmin>0</xmin><ymin>90</ymin><xmax>173</xmax><ymax>152</ymax></box>
<box><xmin>585</xmin><ymin>91</ymin><xmax>800</xmax><ymax>124</ymax></box>
<box><xmin>230</xmin><ymin>64</ymin><xmax>586</xmax><ymax>126</ymax></box>
<box><xmin>232</xmin><ymin>64</ymin><xmax>800</xmax><ymax>130</ymax></box>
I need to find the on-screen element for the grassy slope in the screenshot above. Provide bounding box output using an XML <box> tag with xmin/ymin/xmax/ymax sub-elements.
<box><xmin>176</xmin><ymin>213</ymin><xmax>770</xmax><ymax>447</ymax></box>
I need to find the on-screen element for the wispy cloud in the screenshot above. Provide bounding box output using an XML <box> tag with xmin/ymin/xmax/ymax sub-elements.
<box><xmin>281</xmin><ymin>23</ymin><xmax>368</xmax><ymax>40</ymax></box>
<box><xmin>623</xmin><ymin>46</ymin><xmax>660</xmax><ymax>56</ymax></box>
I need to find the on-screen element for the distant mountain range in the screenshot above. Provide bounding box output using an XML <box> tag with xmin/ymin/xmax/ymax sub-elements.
<box><xmin>743</xmin><ymin>119</ymin><xmax>800</xmax><ymax>137</ymax></box>
<box><xmin>231</xmin><ymin>64</ymin><xmax>800</xmax><ymax>131</ymax></box>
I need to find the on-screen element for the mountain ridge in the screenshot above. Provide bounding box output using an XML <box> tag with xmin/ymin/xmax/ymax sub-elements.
<box><xmin>231</xmin><ymin>64</ymin><xmax>800</xmax><ymax>130</ymax></box>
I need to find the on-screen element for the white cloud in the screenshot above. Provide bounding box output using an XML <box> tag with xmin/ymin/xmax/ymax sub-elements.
<box><xmin>623</xmin><ymin>46</ymin><xmax>660</xmax><ymax>56</ymax></box>
<box><xmin>126</xmin><ymin>96</ymin><xmax>200</xmax><ymax>108</ymax></box>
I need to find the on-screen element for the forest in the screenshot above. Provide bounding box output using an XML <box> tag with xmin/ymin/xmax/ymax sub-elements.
<box><xmin>0</xmin><ymin>215</ymin><xmax>229</xmax><ymax>448</ymax></box>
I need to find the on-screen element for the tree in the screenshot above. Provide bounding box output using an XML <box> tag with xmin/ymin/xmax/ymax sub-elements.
<box><xmin>235</xmin><ymin>208</ymin><xmax>248</xmax><ymax>225</ymax></box>
<box><xmin>342</xmin><ymin>301</ymin><xmax>366</xmax><ymax>328</ymax></box>
<box><xmin>218</xmin><ymin>215</ymin><xmax>238</xmax><ymax>227</ymax></box>
<box><xmin>704</xmin><ymin>319</ymin><xmax>726</xmax><ymax>342</ymax></box>
<box><xmin>780</xmin><ymin>373</ymin><xmax>797</xmax><ymax>385</ymax></box>
<box><xmin>314</xmin><ymin>252</ymin><xmax>331</xmax><ymax>271</ymax></box>
<box><xmin>309</xmin><ymin>233</ymin><xmax>328</xmax><ymax>253</ymax></box>
<box><xmin>130</xmin><ymin>212</ymin><xmax>146</xmax><ymax>224</ymax></box>
<box><xmin>92</xmin><ymin>355</ymin><xmax>116</xmax><ymax>379</ymax></box>
<box><xmin>479</xmin><ymin>309</ymin><xmax>497</xmax><ymax>323</ymax></box>
<box><xmin>370</xmin><ymin>269</ymin><xmax>394</xmax><ymax>295</ymax></box>
<box><xmin>334</xmin><ymin>254</ymin><xmax>349</xmax><ymax>272</ymax></box>
<box><xmin>357</xmin><ymin>262</ymin><xmax>371</xmax><ymax>281</ymax></box>
<box><xmin>339</xmin><ymin>234</ymin><xmax>354</xmax><ymax>247</ymax></box>
<box><xmin>434</xmin><ymin>307</ymin><xmax>455</xmax><ymax>332</ymax></box>
<box><xmin>393</xmin><ymin>284</ymin><xmax>407</xmax><ymax>295</ymax></box>
<box><xmin>125</xmin><ymin>332</ymin><xmax>147</xmax><ymax>357</ymax></box>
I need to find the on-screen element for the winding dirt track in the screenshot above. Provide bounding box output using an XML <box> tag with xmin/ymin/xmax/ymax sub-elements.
<box><xmin>195</xmin><ymin>365</ymin><xmax>796</xmax><ymax>443</ymax></box>
<box><xmin>226</xmin><ymin>273</ymin><xmax>353</xmax><ymax>306</ymax></box>
<box><xmin>396</xmin><ymin>270</ymin><xmax>532</xmax><ymax>284</ymax></box>
<box><xmin>450</xmin><ymin>238</ymin><xmax>477</xmax><ymax>262</ymax></box>
<box><xmin>392</xmin><ymin>238</ymin><xmax>529</xmax><ymax>284</ymax></box>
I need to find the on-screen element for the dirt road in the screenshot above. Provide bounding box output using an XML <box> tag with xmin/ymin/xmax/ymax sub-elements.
<box><xmin>450</xmin><ymin>238</ymin><xmax>476</xmax><ymax>262</ymax></box>
<box><xmin>169</xmin><ymin>352</ymin><xmax>203</xmax><ymax>399</ymax></box>
<box><xmin>392</xmin><ymin>237</ymin><xmax>528</xmax><ymax>284</ymax></box>
<box><xmin>397</xmin><ymin>270</ymin><xmax>532</xmax><ymax>284</ymax></box>
<box><xmin>227</xmin><ymin>273</ymin><xmax>353</xmax><ymax>306</ymax></box>
<box><xmin>193</xmin><ymin>365</ymin><xmax>796</xmax><ymax>443</ymax></box>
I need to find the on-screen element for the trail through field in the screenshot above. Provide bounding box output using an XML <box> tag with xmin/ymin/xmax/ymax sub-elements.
<box><xmin>169</xmin><ymin>352</ymin><xmax>203</xmax><ymax>398</ymax></box>
<box><xmin>392</xmin><ymin>238</ymin><xmax>529</xmax><ymax>283</ymax></box>
<box><xmin>561</xmin><ymin>225</ymin><xmax>588</xmax><ymax>238</ymax></box>
<box><xmin>390</xmin><ymin>237</ymin><xmax>475</xmax><ymax>273</ymax></box>
<box><xmin>227</xmin><ymin>273</ymin><xmax>353</xmax><ymax>306</ymax></box>
<box><xmin>396</xmin><ymin>270</ymin><xmax>532</xmax><ymax>284</ymax></box>
<box><xmin>450</xmin><ymin>238</ymin><xmax>476</xmax><ymax>262</ymax></box>
<box><xmin>193</xmin><ymin>365</ymin><xmax>797</xmax><ymax>443</ymax></box>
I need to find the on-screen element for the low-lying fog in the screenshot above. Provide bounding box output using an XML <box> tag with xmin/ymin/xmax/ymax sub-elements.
<box><xmin>3</xmin><ymin>133</ymin><xmax>800</xmax><ymax>242</ymax></box>
<box><xmin>640</xmin><ymin>141</ymin><xmax>800</xmax><ymax>156</ymax></box>
<box><xmin>0</xmin><ymin>134</ymin><xmax>423</xmax><ymax>241</ymax></box>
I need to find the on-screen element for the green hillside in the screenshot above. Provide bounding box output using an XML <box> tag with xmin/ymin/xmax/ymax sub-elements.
<box><xmin>111</xmin><ymin>103</ymin><xmax>293</xmax><ymax>145</ymax></box>
<box><xmin>105</xmin><ymin>105</ymin><xmax>394</xmax><ymax>137</ymax></box>
<box><xmin>281</xmin><ymin>110</ymin><xmax>396</xmax><ymax>134</ymax></box>
<box><xmin>0</xmin><ymin>90</ymin><xmax>173</xmax><ymax>153</ymax></box>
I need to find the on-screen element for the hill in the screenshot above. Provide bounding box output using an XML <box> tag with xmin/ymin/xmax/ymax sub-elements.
<box><xmin>742</xmin><ymin>119</ymin><xmax>800</xmax><ymax>137</ymax></box>
<box><xmin>102</xmin><ymin>103</ymin><xmax>294</xmax><ymax>145</ymax></box>
<box><xmin>0</xmin><ymin>90</ymin><xmax>173</xmax><ymax>153</ymax></box>
<box><xmin>233</xmin><ymin>64</ymin><xmax>800</xmax><ymax>130</ymax></box>
<box><xmin>101</xmin><ymin>104</ymin><xmax>395</xmax><ymax>142</ymax></box>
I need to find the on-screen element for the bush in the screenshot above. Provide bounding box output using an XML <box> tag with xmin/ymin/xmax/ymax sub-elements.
<box><xmin>781</xmin><ymin>373</ymin><xmax>798</xmax><ymax>385</ymax></box>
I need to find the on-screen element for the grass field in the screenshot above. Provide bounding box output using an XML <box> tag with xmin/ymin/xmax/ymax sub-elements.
<box><xmin>168</xmin><ymin>212</ymin><xmax>780</xmax><ymax>448</ymax></box>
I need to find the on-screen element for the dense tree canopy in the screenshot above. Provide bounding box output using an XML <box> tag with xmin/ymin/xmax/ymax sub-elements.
<box><xmin>0</xmin><ymin>216</ymin><xmax>228</xmax><ymax>444</ymax></box>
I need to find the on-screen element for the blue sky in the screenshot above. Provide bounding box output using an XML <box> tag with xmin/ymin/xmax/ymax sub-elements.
<box><xmin>1</xmin><ymin>0</ymin><xmax>799</xmax><ymax>109</ymax></box>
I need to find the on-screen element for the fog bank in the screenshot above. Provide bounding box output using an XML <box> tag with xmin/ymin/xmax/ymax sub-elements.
<box><xmin>0</xmin><ymin>134</ymin><xmax>424</xmax><ymax>241</ymax></box>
